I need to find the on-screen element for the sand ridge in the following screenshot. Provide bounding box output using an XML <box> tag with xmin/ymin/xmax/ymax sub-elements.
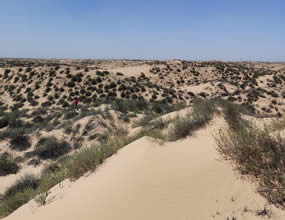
<box><xmin>4</xmin><ymin>117</ymin><xmax>285</xmax><ymax>220</ymax></box>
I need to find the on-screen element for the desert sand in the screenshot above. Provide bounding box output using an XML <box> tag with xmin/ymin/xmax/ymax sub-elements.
<box><xmin>4</xmin><ymin>117</ymin><xmax>285</xmax><ymax>220</ymax></box>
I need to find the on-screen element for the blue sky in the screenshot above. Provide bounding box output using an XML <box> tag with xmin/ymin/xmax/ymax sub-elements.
<box><xmin>0</xmin><ymin>0</ymin><xmax>284</xmax><ymax>61</ymax></box>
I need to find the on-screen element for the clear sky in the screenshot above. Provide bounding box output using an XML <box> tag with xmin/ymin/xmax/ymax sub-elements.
<box><xmin>0</xmin><ymin>0</ymin><xmax>284</xmax><ymax>61</ymax></box>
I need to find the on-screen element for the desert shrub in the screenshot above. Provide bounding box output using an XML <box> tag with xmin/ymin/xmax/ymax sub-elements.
<box><xmin>151</xmin><ymin>94</ymin><xmax>157</xmax><ymax>100</ymax></box>
<box><xmin>112</xmin><ymin>99</ymin><xmax>148</xmax><ymax>114</ymax></box>
<box><xmin>0</xmin><ymin>116</ymin><xmax>9</xmax><ymax>128</ymax></box>
<box><xmin>223</xmin><ymin>101</ymin><xmax>243</xmax><ymax>130</ymax></box>
<box><xmin>0</xmin><ymin>153</ymin><xmax>19</xmax><ymax>176</ymax></box>
<box><xmin>41</xmin><ymin>101</ymin><xmax>50</xmax><ymax>108</ymax></box>
<box><xmin>152</xmin><ymin>102</ymin><xmax>164</xmax><ymax>114</ymax></box>
<box><xmin>216</xmin><ymin>121</ymin><xmax>285</xmax><ymax>207</ymax></box>
<box><xmin>168</xmin><ymin>99</ymin><xmax>216</xmax><ymax>141</ymax></box>
<box><xmin>8</xmin><ymin>85</ymin><xmax>16</xmax><ymax>93</ymax></box>
<box><xmin>63</xmin><ymin>110</ymin><xmax>77</xmax><ymax>120</ymax></box>
<box><xmin>150</xmin><ymin>118</ymin><xmax>168</xmax><ymax>129</ymax></box>
<box><xmin>48</xmin><ymin>95</ymin><xmax>53</xmax><ymax>102</ymax></box>
<box><xmin>0</xmin><ymin>188</ymin><xmax>35</xmax><ymax>217</ymax></box>
<box><xmin>10</xmin><ymin>135</ymin><xmax>31</xmax><ymax>151</ymax></box>
<box><xmin>62</xmin><ymin>101</ymin><xmax>70</xmax><ymax>108</ymax></box>
<box><xmin>1</xmin><ymin>112</ymin><xmax>24</xmax><ymax>129</ymax></box>
<box><xmin>192</xmin><ymin>98</ymin><xmax>216</xmax><ymax>123</ymax></box>
<box><xmin>111</xmin><ymin>99</ymin><xmax>128</xmax><ymax>113</ymax></box>
<box><xmin>67</xmin><ymin>81</ymin><xmax>75</xmax><ymax>87</ymax></box>
<box><xmin>133</xmin><ymin>115</ymin><xmax>156</xmax><ymax>128</ymax></box>
<box><xmin>3</xmin><ymin>174</ymin><xmax>39</xmax><ymax>199</ymax></box>
<box><xmin>20</xmin><ymin>74</ymin><xmax>28</xmax><ymax>82</ymax></box>
<box><xmin>25</xmin><ymin>67</ymin><xmax>32</xmax><ymax>72</ymax></box>
<box><xmin>168</xmin><ymin>116</ymin><xmax>194</xmax><ymax>141</ymax></box>
<box><xmin>64</xmin><ymin>125</ymin><xmax>73</xmax><ymax>134</ymax></box>
<box><xmin>3</xmin><ymin>69</ymin><xmax>11</xmax><ymax>79</ymax></box>
<box><xmin>54</xmin><ymin>93</ymin><xmax>60</xmax><ymax>99</ymax></box>
<box><xmin>33</xmin><ymin>137</ymin><xmax>71</xmax><ymax>160</ymax></box>
<box><xmin>0</xmin><ymin>127</ymin><xmax>32</xmax><ymax>140</ymax></box>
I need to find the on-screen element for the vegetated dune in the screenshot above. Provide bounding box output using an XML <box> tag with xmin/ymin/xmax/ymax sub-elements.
<box><xmin>5</xmin><ymin>117</ymin><xmax>285</xmax><ymax>220</ymax></box>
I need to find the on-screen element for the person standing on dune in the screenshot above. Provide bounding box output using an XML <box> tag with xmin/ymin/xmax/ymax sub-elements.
<box><xmin>74</xmin><ymin>97</ymin><xmax>79</xmax><ymax>111</ymax></box>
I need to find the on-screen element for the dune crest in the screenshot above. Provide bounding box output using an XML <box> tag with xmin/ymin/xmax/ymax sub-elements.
<box><xmin>4</xmin><ymin>117</ymin><xmax>285</xmax><ymax>220</ymax></box>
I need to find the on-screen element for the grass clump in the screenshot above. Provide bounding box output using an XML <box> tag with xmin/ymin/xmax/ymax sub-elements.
<box><xmin>168</xmin><ymin>98</ymin><xmax>216</xmax><ymax>141</ymax></box>
<box><xmin>0</xmin><ymin>187</ymin><xmax>35</xmax><ymax>217</ymax></box>
<box><xmin>0</xmin><ymin>174</ymin><xmax>39</xmax><ymax>217</ymax></box>
<box><xmin>63</xmin><ymin>110</ymin><xmax>77</xmax><ymax>120</ymax></box>
<box><xmin>0</xmin><ymin>153</ymin><xmax>19</xmax><ymax>176</ymax></box>
<box><xmin>33</xmin><ymin>137</ymin><xmax>71</xmax><ymax>160</ymax></box>
<box><xmin>168</xmin><ymin>116</ymin><xmax>194</xmax><ymax>141</ymax></box>
<box><xmin>133</xmin><ymin>115</ymin><xmax>157</xmax><ymax>128</ymax></box>
<box><xmin>3</xmin><ymin>174</ymin><xmax>39</xmax><ymax>199</ymax></box>
<box><xmin>150</xmin><ymin>118</ymin><xmax>168</xmax><ymax>130</ymax></box>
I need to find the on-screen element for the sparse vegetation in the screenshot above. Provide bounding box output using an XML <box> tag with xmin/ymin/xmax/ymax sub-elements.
<box><xmin>3</xmin><ymin>174</ymin><xmax>39</xmax><ymax>199</ymax></box>
<box><xmin>32</xmin><ymin>137</ymin><xmax>71</xmax><ymax>160</ymax></box>
<box><xmin>216</xmin><ymin>104</ymin><xmax>285</xmax><ymax>207</ymax></box>
<box><xmin>10</xmin><ymin>135</ymin><xmax>31</xmax><ymax>151</ymax></box>
<box><xmin>0</xmin><ymin>174</ymin><xmax>39</xmax><ymax>216</ymax></box>
<box><xmin>0</xmin><ymin>153</ymin><xmax>20</xmax><ymax>176</ymax></box>
<box><xmin>1</xmin><ymin>59</ymin><xmax>285</xmax><ymax>217</ymax></box>
<box><xmin>168</xmin><ymin>98</ymin><xmax>216</xmax><ymax>141</ymax></box>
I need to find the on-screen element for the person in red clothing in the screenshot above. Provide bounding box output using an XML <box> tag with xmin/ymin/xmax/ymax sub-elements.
<box><xmin>74</xmin><ymin>97</ymin><xmax>79</xmax><ymax>111</ymax></box>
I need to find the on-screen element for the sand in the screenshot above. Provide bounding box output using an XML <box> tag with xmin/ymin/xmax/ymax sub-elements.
<box><xmin>4</xmin><ymin>117</ymin><xmax>285</xmax><ymax>220</ymax></box>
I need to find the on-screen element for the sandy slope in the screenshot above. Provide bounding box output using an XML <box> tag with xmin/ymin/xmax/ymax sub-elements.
<box><xmin>4</xmin><ymin>117</ymin><xmax>285</xmax><ymax>220</ymax></box>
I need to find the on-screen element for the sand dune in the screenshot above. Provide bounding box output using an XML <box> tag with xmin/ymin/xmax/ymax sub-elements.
<box><xmin>4</xmin><ymin>117</ymin><xmax>285</xmax><ymax>220</ymax></box>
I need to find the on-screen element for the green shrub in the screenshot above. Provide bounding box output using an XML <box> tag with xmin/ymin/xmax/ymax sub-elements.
<box><xmin>64</xmin><ymin>110</ymin><xmax>77</xmax><ymax>120</ymax></box>
<box><xmin>168</xmin><ymin>99</ymin><xmax>216</xmax><ymax>141</ymax></box>
<box><xmin>0</xmin><ymin>153</ymin><xmax>19</xmax><ymax>176</ymax></box>
<box><xmin>133</xmin><ymin>115</ymin><xmax>156</xmax><ymax>128</ymax></box>
<box><xmin>168</xmin><ymin>116</ymin><xmax>194</xmax><ymax>141</ymax></box>
<box><xmin>33</xmin><ymin>137</ymin><xmax>71</xmax><ymax>160</ymax></box>
<box><xmin>0</xmin><ymin>127</ymin><xmax>31</xmax><ymax>140</ymax></box>
<box><xmin>0</xmin><ymin>117</ymin><xmax>9</xmax><ymax>128</ymax></box>
<box><xmin>192</xmin><ymin>98</ymin><xmax>216</xmax><ymax>124</ymax></box>
<box><xmin>67</xmin><ymin>81</ymin><xmax>75</xmax><ymax>87</ymax></box>
<box><xmin>3</xmin><ymin>174</ymin><xmax>39</xmax><ymax>199</ymax></box>
<box><xmin>150</xmin><ymin>118</ymin><xmax>168</xmax><ymax>129</ymax></box>
<box><xmin>10</xmin><ymin>135</ymin><xmax>31</xmax><ymax>151</ymax></box>
<box><xmin>216</xmin><ymin>121</ymin><xmax>285</xmax><ymax>206</ymax></box>
<box><xmin>4</xmin><ymin>112</ymin><xmax>24</xmax><ymax>128</ymax></box>
<box><xmin>0</xmin><ymin>187</ymin><xmax>35</xmax><ymax>217</ymax></box>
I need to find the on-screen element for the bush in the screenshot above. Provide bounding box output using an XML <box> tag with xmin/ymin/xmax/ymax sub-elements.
<box><xmin>0</xmin><ymin>153</ymin><xmax>19</xmax><ymax>176</ymax></box>
<box><xmin>0</xmin><ymin>117</ymin><xmax>9</xmax><ymax>128</ymax></box>
<box><xmin>133</xmin><ymin>115</ymin><xmax>156</xmax><ymax>128</ymax></box>
<box><xmin>10</xmin><ymin>135</ymin><xmax>31</xmax><ymax>151</ymax></box>
<box><xmin>64</xmin><ymin>110</ymin><xmax>77</xmax><ymax>120</ymax></box>
<box><xmin>168</xmin><ymin>99</ymin><xmax>216</xmax><ymax>141</ymax></box>
<box><xmin>216</xmin><ymin>121</ymin><xmax>285</xmax><ymax>207</ymax></box>
<box><xmin>192</xmin><ymin>98</ymin><xmax>216</xmax><ymax>124</ymax></box>
<box><xmin>150</xmin><ymin>118</ymin><xmax>167</xmax><ymax>129</ymax></box>
<box><xmin>67</xmin><ymin>81</ymin><xmax>75</xmax><ymax>87</ymax></box>
<box><xmin>6</xmin><ymin>112</ymin><xmax>24</xmax><ymax>128</ymax></box>
<box><xmin>3</xmin><ymin>174</ymin><xmax>39</xmax><ymax>199</ymax></box>
<box><xmin>168</xmin><ymin>116</ymin><xmax>194</xmax><ymax>141</ymax></box>
<box><xmin>33</xmin><ymin>137</ymin><xmax>71</xmax><ymax>160</ymax></box>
